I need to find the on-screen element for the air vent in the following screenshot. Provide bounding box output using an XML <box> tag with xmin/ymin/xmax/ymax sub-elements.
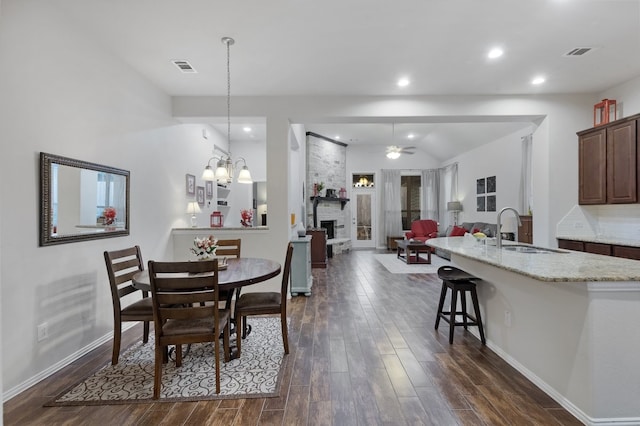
<box><xmin>172</xmin><ymin>60</ymin><xmax>197</xmax><ymax>73</ymax></box>
<box><xmin>564</xmin><ymin>47</ymin><xmax>593</xmax><ymax>57</ymax></box>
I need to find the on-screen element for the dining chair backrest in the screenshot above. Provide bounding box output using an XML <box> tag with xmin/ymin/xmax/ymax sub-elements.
<box><xmin>280</xmin><ymin>242</ymin><xmax>294</xmax><ymax>313</ymax></box>
<box><xmin>146</xmin><ymin>258</ymin><xmax>230</xmax><ymax>398</ymax></box>
<box><xmin>147</xmin><ymin>259</ymin><xmax>222</xmax><ymax>327</ymax></box>
<box><xmin>103</xmin><ymin>245</ymin><xmax>152</xmax><ymax>364</ymax></box>
<box><xmin>215</xmin><ymin>239</ymin><xmax>241</xmax><ymax>258</ymax></box>
<box><xmin>104</xmin><ymin>245</ymin><xmax>146</xmax><ymax>306</ymax></box>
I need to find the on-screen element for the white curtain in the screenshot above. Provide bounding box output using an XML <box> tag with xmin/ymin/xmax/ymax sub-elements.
<box><xmin>519</xmin><ymin>134</ymin><xmax>533</xmax><ymax>215</ymax></box>
<box><xmin>381</xmin><ymin>169</ymin><xmax>403</xmax><ymax>244</ymax></box>
<box><xmin>438</xmin><ymin>163</ymin><xmax>458</xmax><ymax>230</ymax></box>
<box><xmin>421</xmin><ymin>169</ymin><xmax>440</xmax><ymax>221</ymax></box>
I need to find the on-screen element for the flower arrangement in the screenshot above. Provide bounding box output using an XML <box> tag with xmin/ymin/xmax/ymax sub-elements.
<box><xmin>240</xmin><ymin>209</ymin><xmax>253</xmax><ymax>227</ymax></box>
<box><xmin>190</xmin><ymin>235</ymin><xmax>218</xmax><ymax>260</ymax></box>
<box><xmin>103</xmin><ymin>207</ymin><xmax>116</xmax><ymax>225</ymax></box>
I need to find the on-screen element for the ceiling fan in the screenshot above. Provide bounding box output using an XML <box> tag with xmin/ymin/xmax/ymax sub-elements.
<box><xmin>386</xmin><ymin>124</ymin><xmax>416</xmax><ymax>159</ymax></box>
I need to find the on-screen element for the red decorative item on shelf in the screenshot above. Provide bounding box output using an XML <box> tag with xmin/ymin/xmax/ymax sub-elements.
<box><xmin>594</xmin><ymin>99</ymin><xmax>616</xmax><ymax>126</ymax></box>
<box><xmin>339</xmin><ymin>187</ymin><xmax>347</xmax><ymax>199</ymax></box>
<box><xmin>210</xmin><ymin>211</ymin><xmax>223</xmax><ymax>228</ymax></box>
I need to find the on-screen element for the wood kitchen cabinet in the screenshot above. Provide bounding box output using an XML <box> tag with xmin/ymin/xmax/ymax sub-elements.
<box><xmin>557</xmin><ymin>238</ymin><xmax>640</xmax><ymax>260</ymax></box>
<box><xmin>306</xmin><ymin>228</ymin><xmax>327</xmax><ymax>268</ymax></box>
<box><xmin>578</xmin><ymin>116</ymin><xmax>638</xmax><ymax>205</ymax></box>
<box><xmin>517</xmin><ymin>215</ymin><xmax>533</xmax><ymax>244</ymax></box>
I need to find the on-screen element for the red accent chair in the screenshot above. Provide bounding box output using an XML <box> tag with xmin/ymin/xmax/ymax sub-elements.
<box><xmin>404</xmin><ymin>219</ymin><xmax>439</xmax><ymax>243</ymax></box>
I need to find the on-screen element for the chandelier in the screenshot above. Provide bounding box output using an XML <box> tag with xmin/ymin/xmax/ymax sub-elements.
<box><xmin>202</xmin><ymin>37</ymin><xmax>252</xmax><ymax>184</ymax></box>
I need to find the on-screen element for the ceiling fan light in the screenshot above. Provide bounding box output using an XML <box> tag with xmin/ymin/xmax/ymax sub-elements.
<box><xmin>387</xmin><ymin>151</ymin><xmax>401</xmax><ymax>159</ymax></box>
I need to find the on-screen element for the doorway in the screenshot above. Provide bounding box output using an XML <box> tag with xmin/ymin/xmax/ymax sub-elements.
<box><xmin>351</xmin><ymin>188</ymin><xmax>376</xmax><ymax>248</ymax></box>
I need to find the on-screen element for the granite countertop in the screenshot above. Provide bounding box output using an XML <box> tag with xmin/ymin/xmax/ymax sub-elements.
<box><xmin>556</xmin><ymin>234</ymin><xmax>640</xmax><ymax>248</ymax></box>
<box><xmin>427</xmin><ymin>237</ymin><xmax>640</xmax><ymax>282</ymax></box>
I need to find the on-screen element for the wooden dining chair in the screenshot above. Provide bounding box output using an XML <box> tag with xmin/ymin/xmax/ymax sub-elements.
<box><xmin>147</xmin><ymin>259</ymin><xmax>231</xmax><ymax>398</ymax></box>
<box><xmin>214</xmin><ymin>239</ymin><xmax>242</xmax><ymax>307</ymax></box>
<box><xmin>104</xmin><ymin>246</ymin><xmax>153</xmax><ymax>365</ymax></box>
<box><xmin>234</xmin><ymin>243</ymin><xmax>293</xmax><ymax>358</ymax></box>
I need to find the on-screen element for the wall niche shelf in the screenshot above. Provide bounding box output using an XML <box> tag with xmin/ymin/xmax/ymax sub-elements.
<box><xmin>310</xmin><ymin>196</ymin><xmax>350</xmax><ymax>228</ymax></box>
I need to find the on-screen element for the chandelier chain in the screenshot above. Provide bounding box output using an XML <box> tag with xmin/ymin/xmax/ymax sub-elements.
<box><xmin>226</xmin><ymin>38</ymin><xmax>231</xmax><ymax>157</ymax></box>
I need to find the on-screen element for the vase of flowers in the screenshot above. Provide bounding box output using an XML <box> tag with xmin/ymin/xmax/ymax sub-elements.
<box><xmin>190</xmin><ymin>235</ymin><xmax>218</xmax><ymax>260</ymax></box>
<box><xmin>240</xmin><ymin>209</ymin><xmax>253</xmax><ymax>227</ymax></box>
<box><xmin>103</xmin><ymin>207</ymin><xmax>116</xmax><ymax>225</ymax></box>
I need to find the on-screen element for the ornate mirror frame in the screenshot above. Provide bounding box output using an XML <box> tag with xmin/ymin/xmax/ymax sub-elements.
<box><xmin>39</xmin><ymin>152</ymin><xmax>130</xmax><ymax>246</ymax></box>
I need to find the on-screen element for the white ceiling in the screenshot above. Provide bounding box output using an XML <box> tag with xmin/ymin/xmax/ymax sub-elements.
<box><xmin>54</xmin><ymin>0</ymin><xmax>640</xmax><ymax>161</ymax></box>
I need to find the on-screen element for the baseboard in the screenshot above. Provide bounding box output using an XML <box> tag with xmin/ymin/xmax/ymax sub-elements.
<box><xmin>466</xmin><ymin>329</ymin><xmax>640</xmax><ymax>426</ymax></box>
<box><xmin>3</xmin><ymin>324</ymin><xmax>135</xmax><ymax>402</ymax></box>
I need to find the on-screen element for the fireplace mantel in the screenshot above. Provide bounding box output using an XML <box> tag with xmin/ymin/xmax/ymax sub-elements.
<box><xmin>310</xmin><ymin>196</ymin><xmax>350</xmax><ymax>227</ymax></box>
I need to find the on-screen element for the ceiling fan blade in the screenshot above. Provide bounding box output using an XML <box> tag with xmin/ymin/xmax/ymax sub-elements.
<box><xmin>403</xmin><ymin>151</ymin><xmax>415</xmax><ymax>154</ymax></box>
<box><xmin>403</xmin><ymin>146</ymin><xmax>417</xmax><ymax>150</ymax></box>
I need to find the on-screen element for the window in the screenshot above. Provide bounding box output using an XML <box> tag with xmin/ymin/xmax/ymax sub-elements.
<box><xmin>401</xmin><ymin>175</ymin><xmax>421</xmax><ymax>229</ymax></box>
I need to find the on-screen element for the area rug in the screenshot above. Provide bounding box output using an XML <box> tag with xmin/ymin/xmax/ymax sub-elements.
<box><xmin>46</xmin><ymin>317</ymin><xmax>286</xmax><ymax>406</ymax></box>
<box><xmin>374</xmin><ymin>253</ymin><xmax>450</xmax><ymax>274</ymax></box>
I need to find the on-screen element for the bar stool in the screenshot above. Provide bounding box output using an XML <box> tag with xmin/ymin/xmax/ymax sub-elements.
<box><xmin>435</xmin><ymin>266</ymin><xmax>486</xmax><ymax>345</ymax></box>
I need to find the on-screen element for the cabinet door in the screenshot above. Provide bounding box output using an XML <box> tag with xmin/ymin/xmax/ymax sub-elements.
<box><xmin>606</xmin><ymin>120</ymin><xmax>637</xmax><ymax>203</ymax></box>
<box><xmin>579</xmin><ymin>129</ymin><xmax>607</xmax><ymax>204</ymax></box>
<box><xmin>613</xmin><ymin>245</ymin><xmax>640</xmax><ymax>260</ymax></box>
<box><xmin>517</xmin><ymin>215</ymin><xmax>533</xmax><ymax>244</ymax></box>
<box><xmin>557</xmin><ymin>239</ymin><xmax>584</xmax><ymax>251</ymax></box>
<box><xmin>584</xmin><ymin>242</ymin><xmax>612</xmax><ymax>256</ymax></box>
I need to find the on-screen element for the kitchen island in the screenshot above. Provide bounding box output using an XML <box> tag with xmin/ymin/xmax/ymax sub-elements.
<box><xmin>427</xmin><ymin>236</ymin><xmax>640</xmax><ymax>426</ymax></box>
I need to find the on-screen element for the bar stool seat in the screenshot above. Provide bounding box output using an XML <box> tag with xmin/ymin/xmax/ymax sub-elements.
<box><xmin>435</xmin><ymin>266</ymin><xmax>486</xmax><ymax>345</ymax></box>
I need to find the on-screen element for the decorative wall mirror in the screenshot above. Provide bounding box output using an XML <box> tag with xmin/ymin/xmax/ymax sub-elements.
<box><xmin>39</xmin><ymin>152</ymin><xmax>130</xmax><ymax>246</ymax></box>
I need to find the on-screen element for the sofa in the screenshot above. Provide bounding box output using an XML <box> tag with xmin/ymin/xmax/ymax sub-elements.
<box><xmin>435</xmin><ymin>221</ymin><xmax>502</xmax><ymax>260</ymax></box>
<box><xmin>404</xmin><ymin>219</ymin><xmax>438</xmax><ymax>243</ymax></box>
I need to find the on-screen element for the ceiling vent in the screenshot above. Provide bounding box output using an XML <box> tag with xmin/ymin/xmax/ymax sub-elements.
<box><xmin>172</xmin><ymin>60</ymin><xmax>197</xmax><ymax>73</ymax></box>
<box><xmin>564</xmin><ymin>47</ymin><xmax>593</xmax><ymax>57</ymax></box>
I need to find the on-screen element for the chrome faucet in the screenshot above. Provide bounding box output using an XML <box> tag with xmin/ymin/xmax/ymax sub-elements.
<box><xmin>496</xmin><ymin>207</ymin><xmax>522</xmax><ymax>249</ymax></box>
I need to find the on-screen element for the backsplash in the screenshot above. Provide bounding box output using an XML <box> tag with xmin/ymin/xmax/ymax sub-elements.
<box><xmin>557</xmin><ymin>204</ymin><xmax>640</xmax><ymax>241</ymax></box>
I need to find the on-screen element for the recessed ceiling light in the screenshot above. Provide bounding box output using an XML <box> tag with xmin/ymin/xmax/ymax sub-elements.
<box><xmin>487</xmin><ymin>48</ymin><xmax>504</xmax><ymax>59</ymax></box>
<box><xmin>243</xmin><ymin>126</ymin><xmax>252</xmax><ymax>132</ymax></box>
<box><xmin>531</xmin><ymin>76</ymin><xmax>546</xmax><ymax>85</ymax></box>
<box><xmin>335</xmin><ymin>135</ymin><xmax>340</xmax><ymax>140</ymax></box>
<box><xmin>397</xmin><ymin>78</ymin><xmax>410</xmax><ymax>87</ymax></box>
<box><xmin>407</xmin><ymin>133</ymin><xmax>415</xmax><ymax>139</ymax></box>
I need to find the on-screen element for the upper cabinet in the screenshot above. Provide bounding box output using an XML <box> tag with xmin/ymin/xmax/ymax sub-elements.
<box><xmin>578</xmin><ymin>116</ymin><xmax>638</xmax><ymax>205</ymax></box>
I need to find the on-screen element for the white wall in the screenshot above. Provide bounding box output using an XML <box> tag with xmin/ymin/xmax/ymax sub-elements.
<box><xmin>0</xmin><ymin>2</ymin><xmax>211</xmax><ymax>396</ymax></box>
<box><xmin>443</xmin><ymin>126</ymin><xmax>535</xmax><ymax>232</ymax></box>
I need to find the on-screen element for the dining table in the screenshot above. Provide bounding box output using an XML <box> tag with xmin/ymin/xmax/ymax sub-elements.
<box><xmin>132</xmin><ymin>257</ymin><xmax>282</xmax><ymax>358</ymax></box>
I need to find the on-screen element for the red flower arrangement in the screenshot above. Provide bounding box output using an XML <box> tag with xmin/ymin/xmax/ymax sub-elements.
<box><xmin>103</xmin><ymin>207</ymin><xmax>116</xmax><ymax>225</ymax></box>
<box><xmin>240</xmin><ymin>209</ymin><xmax>253</xmax><ymax>227</ymax></box>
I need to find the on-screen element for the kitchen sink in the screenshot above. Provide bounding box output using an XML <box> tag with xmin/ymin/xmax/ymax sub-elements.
<box><xmin>502</xmin><ymin>245</ymin><xmax>567</xmax><ymax>254</ymax></box>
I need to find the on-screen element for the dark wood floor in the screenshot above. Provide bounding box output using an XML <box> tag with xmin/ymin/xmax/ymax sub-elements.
<box><xmin>5</xmin><ymin>249</ymin><xmax>583</xmax><ymax>425</ymax></box>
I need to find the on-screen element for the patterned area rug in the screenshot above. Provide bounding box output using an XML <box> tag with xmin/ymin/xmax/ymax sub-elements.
<box><xmin>374</xmin><ymin>253</ymin><xmax>450</xmax><ymax>274</ymax></box>
<box><xmin>46</xmin><ymin>317</ymin><xmax>286</xmax><ymax>405</ymax></box>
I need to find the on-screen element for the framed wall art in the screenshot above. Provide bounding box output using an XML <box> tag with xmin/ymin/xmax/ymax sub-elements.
<box><xmin>196</xmin><ymin>186</ymin><xmax>205</xmax><ymax>206</ymax></box>
<box><xmin>186</xmin><ymin>174</ymin><xmax>196</xmax><ymax>196</ymax></box>
<box><xmin>486</xmin><ymin>176</ymin><xmax>496</xmax><ymax>193</ymax></box>
<box><xmin>477</xmin><ymin>196</ymin><xmax>486</xmax><ymax>212</ymax></box>
<box><xmin>476</xmin><ymin>178</ymin><xmax>486</xmax><ymax>194</ymax></box>
<box><xmin>205</xmin><ymin>180</ymin><xmax>214</xmax><ymax>199</ymax></box>
<box><xmin>487</xmin><ymin>195</ymin><xmax>496</xmax><ymax>212</ymax></box>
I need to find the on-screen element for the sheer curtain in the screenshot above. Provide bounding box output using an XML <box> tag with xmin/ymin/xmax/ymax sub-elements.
<box><xmin>438</xmin><ymin>163</ymin><xmax>458</xmax><ymax>230</ymax></box>
<box><xmin>519</xmin><ymin>134</ymin><xmax>533</xmax><ymax>215</ymax></box>
<box><xmin>381</xmin><ymin>169</ymin><xmax>403</xmax><ymax>245</ymax></box>
<box><xmin>421</xmin><ymin>169</ymin><xmax>440</xmax><ymax>221</ymax></box>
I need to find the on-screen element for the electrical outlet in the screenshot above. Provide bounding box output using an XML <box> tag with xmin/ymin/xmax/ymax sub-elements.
<box><xmin>37</xmin><ymin>322</ymin><xmax>49</xmax><ymax>342</ymax></box>
<box><xmin>504</xmin><ymin>311</ymin><xmax>512</xmax><ymax>327</ymax></box>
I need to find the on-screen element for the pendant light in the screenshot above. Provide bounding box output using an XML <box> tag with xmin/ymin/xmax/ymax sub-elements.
<box><xmin>202</xmin><ymin>37</ymin><xmax>252</xmax><ymax>184</ymax></box>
